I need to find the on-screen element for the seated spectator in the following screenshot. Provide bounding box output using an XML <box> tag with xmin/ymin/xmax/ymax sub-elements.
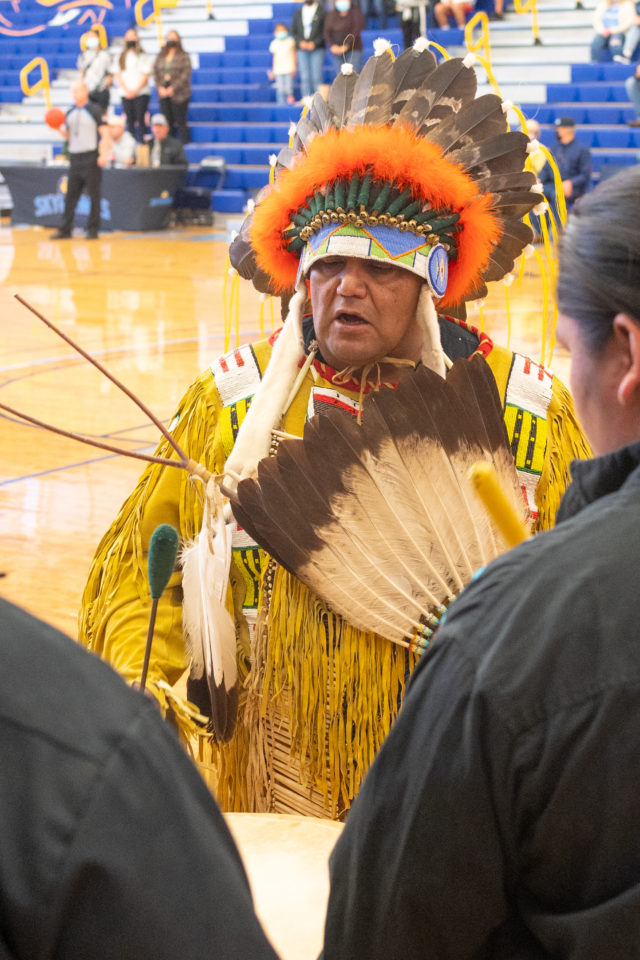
<box><xmin>614</xmin><ymin>0</ymin><xmax>640</xmax><ymax>61</ymax></box>
<box><xmin>324</xmin><ymin>0</ymin><xmax>365</xmax><ymax>76</ymax></box>
<box><xmin>591</xmin><ymin>0</ymin><xmax>636</xmax><ymax>60</ymax></box>
<box><xmin>113</xmin><ymin>28</ymin><xmax>152</xmax><ymax>143</ymax></box>
<box><xmin>525</xmin><ymin>118</ymin><xmax>548</xmax><ymax>178</ymax></box>
<box><xmin>149</xmin><ymin>113</ymin><xmax>188</xmax><ymax>166</ymax></box>
<box><xmin>104</xmin><ymin>113</ymin><xmax>137</xmax><ymax>166</ymax></box>
<box><xmin>269</xmin><ymin>22</ymin><xmax>297</xmax><ymax>103</ymax></box>
<box><xmin>625</xmin><ymin>62</ymin><xmax>640</xmax><ymax>123</ymax></box>
<box><xmin>434</xmin><ymin>0</ymin><xmax>475</xmax><ymax>29</ymax></box>
<box><xmin>539</xmin><ymin>116</ymin><xmax>591</xmax><ymax>211</ymax></box>
<box><xmin>0</xmin><ymin>598</ymin><xmax>279</xmax><ymax>960</ymax></box>
<box><xmin>153</xmin><ymin>30</ymin><xmax>192</xmax><ymax>145</ymax></box>
<box><xmin>77</xmin><ymin>26</ymin><xmax>111</xmax><ymax>112</ymax></box>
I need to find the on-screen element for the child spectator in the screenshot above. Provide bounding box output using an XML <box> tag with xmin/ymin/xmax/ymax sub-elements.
<box><xmin>269</xmin><ymin>23</ymin><xmax>296</xmax><ymax>104</ymax></box>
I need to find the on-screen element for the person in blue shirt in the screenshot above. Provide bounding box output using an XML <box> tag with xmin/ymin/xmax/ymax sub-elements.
<box><xmin>540</xmin><ymin>116</ymin><xmax>592</xmax><ymax>213</ymax></box>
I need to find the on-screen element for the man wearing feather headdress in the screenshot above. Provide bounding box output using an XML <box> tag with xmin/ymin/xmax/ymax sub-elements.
<box><xmin>80</xmin><ymin>41</ymin><xmax>590</xmax><ymax>818</ymax></box>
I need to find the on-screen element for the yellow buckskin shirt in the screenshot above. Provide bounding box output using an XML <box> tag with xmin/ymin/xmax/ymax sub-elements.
<box><xmin>80</xmin><ymin>318</ymin><xmax>590</xmax><ymax>818</ymax></box>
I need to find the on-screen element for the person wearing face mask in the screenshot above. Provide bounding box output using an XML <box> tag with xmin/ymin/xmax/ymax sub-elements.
<box><xmin>291</xmin><ymin>0</ymin><xmax>326</xmax><ymax>100</ymax></box>
<box><xmin>114</xmin><ymin>28</ymin><xmax>152</xmax><ymax>143</ymax></box>
<box><xmin>77</xmin><ymin>27</ymin><xmax>112</xmax><ymax>112</ymax></box>
<box><xmin>268</xmin><ymin>23</ymin><xmax>297</xmax><ymax>104</ymax></box>
<box><xmin>324</xmin><ymin>0</ymin><xmax>364</xmax><ymax>75</ymax></box>
<box><xmin>153</xmin><ymin>31</ymin><xmax>192</xmax><ymax>144</ymax></box>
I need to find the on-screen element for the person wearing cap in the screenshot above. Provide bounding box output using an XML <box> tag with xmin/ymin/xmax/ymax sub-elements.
<box><xmin>103</xmin><ymin>114</ymin><xmax>137</xmax><ymax>166</ymax></box>
<box><xmin>79</xmin><ymin>45</ymin><xmax>589</xmax><ymax>819</ymax></box>
<box><xmin>148</xmin><ymin>114</ymin><xmax>188</xmax><ymax>166</ymax></box>
<box><xmin>539</xmin><ymin>116</ymin><xmax>591</xmax><ymax>211</ymax></box>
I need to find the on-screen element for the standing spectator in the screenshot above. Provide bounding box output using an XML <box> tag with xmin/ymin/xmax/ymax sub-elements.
<box><xmin>51</xmin><ymin>80</ymin><xmax>106</xmax><ymax>240</ymax></box>
<box><xmin>625</xmin><ymin>61</ymin><xmax>640</xmax><ymax>123</ymax></box>
<box><xmin>540</xmin><ymin>116</ymin><xmax>591</xmax><ymax>210</ymax></box>
<box><xmin>591</xmin><ymin>0</ymin><xmax>636</xmax><ymax>60</ymax></box>
<box><xmin>360</xmin><ymin>0</ymin><xmax>388</xmax><ymax>26</ymax></box>
<box><xmin>149</xmin><ymin>113</ymin><xmax>188</xmax><ymax>166</ymax></box>
<box><xmin>268</xmin><ymin>22</ymin><xmax>297</xmax><ymax>103</ymax></box>
<box><xmin>325</xmin><ymin>0</ymin><xmax>364</xmax><ymax>75</ymax></box>
<box><xmin>153</xmin><ymin>30</ymin><xmax>192</xmax><ymax>145</ymax></box>
<box><xmin>396</xmin><ymin>0</ymin><xmax>423</xmax><ymax>47</ymax></box>
<box><xmin>291</xmin><ymin>0</ymin><xmax>326</xmax><ymax>100</ymax></box>
<box><xmin>77</xmin><ymin>26</ymin><xmax>111</xmax><ymax>112</ymax></box>
<box><xmin>434</xmin><ymin>0</ymin><xmax>475</xmax><ymax>28</ymax></box>
<box><xmin>114</xmin><ymin>27</ymin><xmax>152</xmax><ymax>143</ymax></box>
<box><xmin>103</xmin><ymin>113</ymin><xmax>137</xmax><ymax>165</ymax></box>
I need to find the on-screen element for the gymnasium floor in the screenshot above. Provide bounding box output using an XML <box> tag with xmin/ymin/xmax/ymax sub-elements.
<box><xmin>0</xmin><ymin>218</ymin><xmax>569</xmax><ymax>639</ymax></box>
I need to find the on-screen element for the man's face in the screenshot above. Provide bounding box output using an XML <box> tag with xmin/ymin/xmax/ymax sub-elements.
<box><xmin>308</xmin><ymin>256</ymin><xmax>424</xmax><ymax>371</ymax></box>
<box><xmin>556</xmin><ymin>125</ymin><xmax>575</xmax><ymax>145</ymax></box>
<box><xmin>73</xmin><ymin>86</ymin><xmax>89</xmax><ymax>107</ymax></box>
<box><xmin>109</xmin><ymin>124</ymin><xmax>124</xmax><ymax>141</ymax></box>
<box><xmin>152</xmin><ymin>123</ymin><xmax>169</xmax><ymax>141</ymax></box>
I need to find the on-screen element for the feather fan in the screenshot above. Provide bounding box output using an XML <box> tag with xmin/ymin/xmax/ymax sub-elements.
<box><xmin>182</xmin><ymin>478</ymin><xmax>238</xmax><ymax>742</ymax></box>
<box><xmin>230</xmin><ymin>357</ymin><xmax>528</xmax><ymax>648</ymax></box>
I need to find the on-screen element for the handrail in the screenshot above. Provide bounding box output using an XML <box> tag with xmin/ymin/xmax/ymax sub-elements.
<box><xmin>20</xmin><ymin>56</ymin><xmax>51</xmax><ymax>109</ymax></box>
<box><xmin>464</xmin><ymin>10</ymin><xmax>492</xmax><ymax>67</ymax></box>
<box><xmin>135</xmin><ymin>0</ymin><xmax>180</xmax><ymax>48</ymax></box>
<box><xmin>513</xmin><ymin>0</ymin><xmax>541</xmax><ymax>45</ymax></box>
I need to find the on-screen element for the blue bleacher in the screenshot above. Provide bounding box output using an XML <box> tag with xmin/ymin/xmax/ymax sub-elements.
<box><xmin>2</xmin><ymin>1</ymin><xmax>639</xmax><ymax>216</ymax></box>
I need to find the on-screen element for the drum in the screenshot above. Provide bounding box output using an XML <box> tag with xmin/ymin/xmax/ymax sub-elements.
<box><xmin>224</xmin><ymin>813</ymin><xmax>344</xmax><ymax>960</ymax></box>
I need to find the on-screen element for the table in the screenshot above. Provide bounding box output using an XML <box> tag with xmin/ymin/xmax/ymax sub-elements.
<box><xmin>0</xmin><ymin>164</ymin><xmax>186</xmax><ymax>232</ymax></box>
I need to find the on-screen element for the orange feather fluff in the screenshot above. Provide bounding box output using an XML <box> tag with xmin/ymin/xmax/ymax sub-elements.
<box><xmin>250</xmin><ymin>125</ymin><xmax>503</xmax><ymax>309</ymax></box>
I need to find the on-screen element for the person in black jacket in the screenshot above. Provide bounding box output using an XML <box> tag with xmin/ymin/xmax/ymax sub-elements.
<box><xmin>291</xmin><ymin>0</ymin><xmax>326</xmax><ymax>98</ymax></box>
<box><xmin>0</xmin><ymin>597</ymin><xmax>279</xmax><ymax>960</ymax></box>
<box><xmin>148</xmin><ymin>113</ymin><xmax>188</xmax><ymax>166</ymax></box>
<box><xmin>322</xmin><ymin>165</ymin><xmax>640</xmax><ymax>959</ymax></box>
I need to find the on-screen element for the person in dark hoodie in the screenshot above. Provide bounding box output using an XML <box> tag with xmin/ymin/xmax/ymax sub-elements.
<box><xmin>322</xmin><ymin>165</ymin><xmax>640</xmax><ymax>960</ymax></box>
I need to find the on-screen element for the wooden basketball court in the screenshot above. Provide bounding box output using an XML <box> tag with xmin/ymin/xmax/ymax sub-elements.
<box><xmin>0</xmin><ymin>219</ymin><xmax>568</xmax><ymax>638</ymax></box>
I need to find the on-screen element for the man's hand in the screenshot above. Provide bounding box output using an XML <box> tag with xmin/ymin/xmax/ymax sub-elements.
<box><xmin>300</xmin><ymin>40</ymin><xmax>314</xmax><ymax>49</ymax></box>
<box><xmin>562</xmin><ymin>179</ymin><xmax>573</xmax><ymax>198</ymax></box>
